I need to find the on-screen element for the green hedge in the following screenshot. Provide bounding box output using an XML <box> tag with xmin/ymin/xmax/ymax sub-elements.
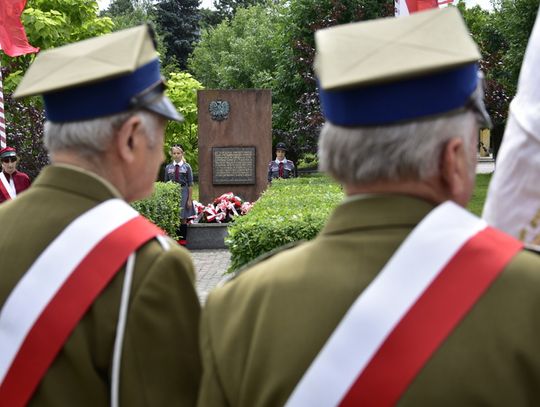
<box><xmin>131</xmin><ymin>181</ymin><xmax>180</xmax><ymax>239</ymax></box>
<box><xmin>226</xmin><ymin>176</ymin><xmax>344</xmax><ymax>272</ymax></box>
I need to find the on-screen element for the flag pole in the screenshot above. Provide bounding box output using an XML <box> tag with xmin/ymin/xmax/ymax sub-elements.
<box><xmin>0</xmin><ymin>60</ymin><xmax>6</xmax><ymax>149</ymax></box>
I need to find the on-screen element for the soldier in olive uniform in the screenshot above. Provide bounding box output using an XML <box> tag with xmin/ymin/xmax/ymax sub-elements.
<box><xmin>197</xmin><ymin>9</ymin><xmax>540</xmax><ymax>407</ymax></box>
<box><xmin>0</xmin><ymin>26</ymin><xmax>201</xmax><ymax>406</ymax></box>
<box><xmin>268</xmin><ymin>142</ymin><xmax>296</xmax><ymax>182</ymax></box>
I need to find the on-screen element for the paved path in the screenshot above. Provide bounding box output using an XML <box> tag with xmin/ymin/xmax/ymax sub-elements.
<box><xmin>191</xmin><ymin>249</ymin><xmax>231</xmax><ymax>304</ymax></box>
<box><xmin>476</xmin><ymin>158</ymin><xmax>495</xmax><ymax>174</ymax></box>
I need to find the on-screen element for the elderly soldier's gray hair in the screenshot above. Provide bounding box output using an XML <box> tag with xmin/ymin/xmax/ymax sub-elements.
<box><xmin>318</xmin><ymin>110</ymin><xmax>477</xmax><ymax>186</ymax></box>
<box><xmin>44</xmin><ymin>110</ymin><xmax>162</xmax><ymax>156</ymax></box>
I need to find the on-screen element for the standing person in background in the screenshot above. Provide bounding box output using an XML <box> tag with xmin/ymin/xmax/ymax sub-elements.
<box><xmin>197</xmin><ymin>8</ymin><xmax>540</xmax><ymax>407</ymax></box>
<box><xmin>0</xmin><ymin>25</ymin><xmax>201</xmax><ymax>406</ymax></box>
<box><xmin>164</xmin><ymin>144</ymin><xmax>195</xmax><ymax>246</ymax></box>
<box><xmin>268</xmin><ymin>141</ymin><xmax>296</xmax><ymax>182</ymax></box>
<box><xmin>0</xmin><ymin>146</ymin><xmax>31</xmax><ymax>203</ymax></box>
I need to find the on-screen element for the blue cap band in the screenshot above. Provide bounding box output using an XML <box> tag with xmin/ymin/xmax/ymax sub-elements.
<box><xmin>318</xmin><ymin>63</ymin><xmax>478</xmax><ymax>126</ymax></box>
<box><xmin>43</xmin><ymin>59</ymin><xmax>161</xmax><ymax>122</ymax></box>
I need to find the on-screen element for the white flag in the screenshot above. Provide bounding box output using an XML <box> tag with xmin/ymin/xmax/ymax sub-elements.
<box><xmin>396</xmin><ymin>0</ymin><xmax>410</xmax><ymax>16</ymax></box>
<box><xmin>482</xmin><ymin>4</ymin><xmax>540</xmax><ymax>247</ymax></box>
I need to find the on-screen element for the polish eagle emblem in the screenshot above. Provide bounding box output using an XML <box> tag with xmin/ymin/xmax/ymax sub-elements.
<box><xmin>209</xmin><ymin>100</ymin><xmax>230</xmax><ymax>121</ymax></box>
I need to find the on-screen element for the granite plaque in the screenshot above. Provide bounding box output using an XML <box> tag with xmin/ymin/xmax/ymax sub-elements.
<box><xmin>198</xmin><ymin>89</ymin><xmax>271</xmax><ymax>203</ymax></box>
<box><xmin>212</xmin><ymin>147</ymin><xmax>256</xmax><ymax>184</ymax></box>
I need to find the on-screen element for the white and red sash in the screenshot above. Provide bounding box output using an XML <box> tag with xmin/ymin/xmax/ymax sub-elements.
<box><xmin>0</xmin><ymin>172</ymin><xmax>15</xmax><ymax>200</ymax></box>
<box><xmin>0</xmin><ymin>199</ymin><xmax>164</xmax><ymax>407</ymax></box>
<box><xmin>286</xmin><ymin>201</ymin><xmax>523</xmax><ymax>407</ymax></box>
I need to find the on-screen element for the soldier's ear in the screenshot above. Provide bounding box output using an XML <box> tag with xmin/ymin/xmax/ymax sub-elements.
<box><xmin>116</xmin><ymin>115</ymin><xmax>143</xmax><ymax>163</ymax></box>
<box><xmin>439</xmin><ymin>136</ymin><xmax>474</xmax><ymax>206</ymax></box>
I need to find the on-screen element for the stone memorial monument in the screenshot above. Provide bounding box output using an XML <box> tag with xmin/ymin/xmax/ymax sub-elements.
<box><xmin>197</xmin><ymin>89</ymin><xmax>272</xmax><ymax>205</ymax></box>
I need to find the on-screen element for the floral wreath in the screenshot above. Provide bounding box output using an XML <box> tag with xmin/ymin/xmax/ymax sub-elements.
<box><xmin>188</xmin><ymin>192</ymin><xmax>253</xmax><ymax>224</ymax></box>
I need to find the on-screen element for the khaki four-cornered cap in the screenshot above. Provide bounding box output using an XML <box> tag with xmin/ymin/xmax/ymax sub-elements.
<box><xmin>314</xmin><ymin>7</ymin><xmax>481</xmax><ymax>91</ymax></box>
<box><xmin>14</xmin><ymin>25</ymin><xmax>157</xmax><ymax>98</ymax></box>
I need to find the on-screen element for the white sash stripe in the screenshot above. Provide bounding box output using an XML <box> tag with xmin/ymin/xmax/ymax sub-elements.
<box><xmin>286</xmin><ymin>202</ymin><xmax>486</xmax><ymax>407</ymax></box>
<box><xmin>0</xmin><ymin>173</ymin><xmax>16</xmax><ymax>199</ymax></box>
<box><xmin>111</xmin><ymin>252</ymin><xmax>136</xmax><ymax>407</ymax></box>
<box><xmin>0</xmin><ymin>199</ymin><xmax>138</xmax><ymax>384</ymax></box>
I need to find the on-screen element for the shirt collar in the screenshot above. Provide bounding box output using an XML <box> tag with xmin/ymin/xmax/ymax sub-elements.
<box><xmin>2</xmin><ymin>171</ymin><xmax>14</xmax><ymax>180</ymax></box>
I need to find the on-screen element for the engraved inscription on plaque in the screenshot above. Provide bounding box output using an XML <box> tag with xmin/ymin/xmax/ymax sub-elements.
<box><xmin>213</xmin><ymin>147</ymin><xmax>256</xmax><ymax>185</ymax></box>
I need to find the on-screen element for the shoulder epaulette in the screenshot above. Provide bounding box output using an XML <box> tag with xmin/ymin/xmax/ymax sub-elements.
<box><xmin>524</xmin><ymin>243</ymin><xmax>540</xmax><ymax>255</ymax></box>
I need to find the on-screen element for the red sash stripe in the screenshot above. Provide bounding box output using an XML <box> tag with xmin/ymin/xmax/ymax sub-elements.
<box><xmin>340</xmin><ymin>226</ymin><xmax>523</xmax><ymax>406</ymax></box>
<box><xmin>0</xmin><ymin>179</ymin><xmax>11</xmax><ymax>201</ymax></box>
<box><xmin>0</xmin><ymin>216</ymin><xmax>163</xmax><ymax>407</ymax></box>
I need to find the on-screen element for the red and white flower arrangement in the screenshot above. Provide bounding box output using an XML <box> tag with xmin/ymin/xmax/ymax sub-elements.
<box><xmin>188</xmin><ymin>192</ymin><xmax>253</xmax><ymax>224</ymax></box>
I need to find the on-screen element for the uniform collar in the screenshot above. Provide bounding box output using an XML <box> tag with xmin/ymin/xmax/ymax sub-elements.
<box><xmin>33</xmin><ymin>164</ymin><xmax>122</xmax><ymax>201</ymax></box>
<box><xmin>1</xmin><ymin>170</ymin><xmax>17</xmax><ymax>180</ymax></box>
<box><xmin>322</xmin><ymin>194</ymin><xmax>437</xmax><ymax>236</ymax></box>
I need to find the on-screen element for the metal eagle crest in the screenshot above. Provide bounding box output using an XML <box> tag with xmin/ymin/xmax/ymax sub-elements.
<box><xmin>209</xmin><ymin>100</ymin><xmax>230</xmax><ymax>121</ymax></box>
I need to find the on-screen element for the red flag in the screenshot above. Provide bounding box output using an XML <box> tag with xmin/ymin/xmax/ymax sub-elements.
<box><xmin>396</xmin><ymin>0</ymin><xmax>443</xmax><ymax>16</ymax></box>
<box><xmin>417</xmin><ymin>0</ymin><xmax>439</xmax><ymax>11</ymax></box>
<box><xmin>0</xmin><ymin>0</ymin><xmax>39</xmax><ymax>57</ymax></box>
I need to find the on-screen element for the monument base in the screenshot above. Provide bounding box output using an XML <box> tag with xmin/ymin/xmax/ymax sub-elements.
<box><xmin>186</xmin><ymin>223</ymin><xmax>229</xmax><ymax>250</ymax></box>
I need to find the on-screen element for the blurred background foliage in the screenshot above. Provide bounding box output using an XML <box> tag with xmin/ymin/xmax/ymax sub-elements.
<box><xmin>1</xmin><ymin>0</ymin><xmax>538</xmax><ymax>179</ymax></box>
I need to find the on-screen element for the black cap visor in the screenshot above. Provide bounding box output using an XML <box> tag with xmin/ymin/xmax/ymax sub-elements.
<box><xmin>467</xmin><ymin>72</ymin><xmax>492</xmax><ymax>129</ymax></box>
<box><xmin>0</xmin><ymin>151</ymin><xmax>16</xmax><ymax>159</ymax></box>
<box><xmin>129</xmin><ymin>80</ymin><xmax>184</xmax><ymax>122</ymax></box>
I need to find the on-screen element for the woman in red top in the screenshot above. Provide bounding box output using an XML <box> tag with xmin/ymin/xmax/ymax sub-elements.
<box><xmin>0</xmin><ymin>147</ymin><xmax>31</xmax><ymax>203</ymax></box>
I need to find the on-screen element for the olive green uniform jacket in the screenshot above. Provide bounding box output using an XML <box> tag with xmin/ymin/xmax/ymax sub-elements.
<box><xmin>198</xmin><ymin>195</ymin><xmax>540</xmax><ymax>407</ymax></box>
<box><xmin>0</xmin><ymin>165</ymin><xmax>201</xmax><ymax>406</ymax></box>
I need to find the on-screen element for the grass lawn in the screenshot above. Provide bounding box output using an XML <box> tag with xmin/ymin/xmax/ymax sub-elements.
<box><xmin>468</xmin><ymin>173</ymin><xmax>492</xmax><ymax>216</ymax></box>
<box><xmin>192</xmin><ymin>173</ymin><xmax>492</xmax><ymax>214</ymax></box>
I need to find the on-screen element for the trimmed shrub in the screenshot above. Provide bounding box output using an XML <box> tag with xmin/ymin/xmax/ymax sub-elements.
<box><xmin>297</xmin><ymin>152</ymin><xmax>318</xmax><ymax>170</ymax></box>
<box><xmin>131</xmin><ymin>182</ymin><xmax>180</xmax><ymax>239</ymax></box>
<box><xmin>226</xmin><ymin>176</ymin><xmax>343</xmax><ymax>272</ymax></box>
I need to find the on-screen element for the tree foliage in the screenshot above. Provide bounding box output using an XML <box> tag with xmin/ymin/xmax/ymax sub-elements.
<box><xmin>2</xmin><ymin>0</ymin><xmax>113</xmax><ymax>179</ymax></box>
<box><xmin>2</xmin><ymin>0</ymin><xmax>113</xmax><ymax>92</ymax></box>
<box><xmin>190</xmin><ymin>0</ymin><xmax>393</xmax><ymax>161</ymax></box>
<box><xmin>102</xmin><ymin>0</ymin><xmax>154</xmax><ymax>31</ymax></box>
<box><xmin>460</xmin><ymin>0</ymin><xmax>538</xmax><ymax>134</ymax></box>
<box><xmin>493</xmin><ymin>0</ymin><xmax>539</xmax><ymax>96</ymax></box>
<box><xmin>199</xmin><ymin>7</ymin><xmax>222</xmax><ymax>29</ymax></box>
<box><xmin>3</xmin><ymin>0</ymin><xmax>537</xmax><ymax>181</ymax></box>
<box><xmin>107</xmin><ymin>0</ymin><xmax>135</xmax><ymax>16</ymax></box>
<box><xmin>277</xmin><ymin>0</ymin><xmax>394</xmax><ymax>158</ymax></box>
<box><xmin>164</xmin><ymin>72</ymin><xmax>204</xmax><ymax>172</ymax></box>
<box><xmin>212</xmin><ymin>0</ymin><xmax>267</xmax><ymax>21</ymax></box>
<box><xmin>22</xmin><ymin>0</ymin><xmax>113</xmax><ymax>51</ymax></box>
<box><xmin>2</xmin><ymin>69</ymin><xmax>49</xmax><ymax>180</ymax></box>
<box><xmin>189</xmin><ymin>4</ymin><xmax>285</xmax><ymax>89</ymax></box>
<box><xmin>153</xmin><ymin>0</ymin><xmax>201</xmax><ymax>70</ymax></box>
<box><xmin>200</xmin><ymin>0</ymin><xmax>269</xmax><ymax>28</ymax></box>
<box><xmin>459</xmin><ymin>2</ymin><xmax>510</xmax><ymax>128</ymax></box>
